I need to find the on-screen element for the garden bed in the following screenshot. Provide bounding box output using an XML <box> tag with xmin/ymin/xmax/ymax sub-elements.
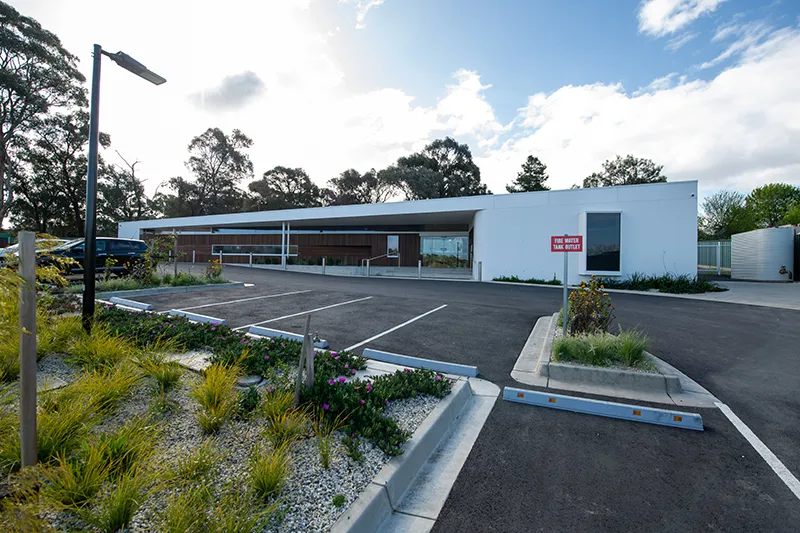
<box><xmin>0</xmin><ymin>305</ymin><xmax>452</xmax><ymax>532</ymax></box>
<box><xmin>64</xmin><ymin>271</ymin><xmax>230</xmax><ymax>295</ymax></box>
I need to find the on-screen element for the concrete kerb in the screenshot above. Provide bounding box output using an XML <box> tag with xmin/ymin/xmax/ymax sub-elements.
<box><xmin>95</xmin><ymin>281</ymin><xmax>245</xmax><ymax>299</ymax></box>
<box><xmin>504</xmin><ymin>386</ymin><xmax>704</xmax><ymax>431</ymax></box>
<box><xmin>362</xmin><ymin>348</ymin><xmax>478</xmax><ymax>377</ymax></box>
<box><xmin>331</xmin><ymin>379</ymin><xmax>473</xmax><ymax>533</ymax></box>
<box><xmin>167</xmin><ymin>309</ymin><xmax>226</xmax><ymax>325</ymax></box>
<box><xmin>511</xmin><ymin>313</ymin><xmax>718</xmax><ymax>407</ymax></box>
<box><xmin>248</xmin><ymin>325</ymin><xmax>329</xmax><ymax>349</ymax></box>
<box><xmin>108</xmin><ymin>297</ymin><xmax>152</xmax><ymax>310</ymax></box>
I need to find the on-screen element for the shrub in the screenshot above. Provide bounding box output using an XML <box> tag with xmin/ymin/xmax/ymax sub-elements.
<box><xmin>249</xmin><ymin>444</ymin><xmax>291</xmax><ymax>501</ymax></box>
<box><xmin>92</xmin><ymin>416</ymin><xmax>158</xmax><ymax>477</ymax></box>
<box><xmin>136</xmin><ymin>341</ymin><xmax>183</xmax><ymax>394</ymax></box>
<box><xmin>208</xmin><ymin>485</ymin><xmax>278</xmax><ymax>533</ymax></box>
<box><xmin>32</xmin><ymin>397</ymin><xmax>97</xmax><ymax>468</ymax></box>
<box><xmin>342</xmin><ymin>434</ymin><xmax>364</xmax><ymax>464</ymax></box>
<box><xmin>493</xmin><ymin>275</ymin><xmax>562</xmax><ymax>286</ymax></box>
<box><xmin>38</xmin><ymin>315</ymin><xmax>85</xmax><ymax>356</ymax></box>
<box><xmin>50</xmin><ymin>365</ymin><xmax>139</xmax><ymax>415</ymax></box>
<box><xmin>552</xmin><ymin>330</ymin><xmax>651</xmax><ymax>370</ymax></box>
<box><xmin>162</xmin><ymin>484</ymin><xmax>209</xmax><ymax>533</ymax></box>
<box><xmin>260</xmin><ymin>389</ymin><xmax>294</xmax><ymax>421</ymax></box>
<box><xmin>263</xmin><ymin>407</ymin><xmax>310</xmax><ymax>450</ymax></box>
<box><xmin>191</xmin><ymin>363</ymin><xmax>239</xmax><ymax>434</ymax></box>
<box><xmin>238</xmin><ymin>386</ymin><xmax>260</xmax><ymax>418</ymax></box>
<box><xmin>332</xmin><ymin>494</ymin><xmax>346</xmax><ymax>508</ymax></box>
<box><xmin>68</xmin><ymin>325</ymin><xmax>139</xmax><ymax>371</ymax></box>
<box><xmin>169</xmin><ymin>438</ymin><xmax>221</xmax><ymax>484</ymax></box>
<box><xmin>313</xmin><ymin>408</ymin><xmax>348</xmax><ymax>469</ymax></box>
<box><xmin>206</xmin><ymin>259</ymin><xmax>223</xmax><ymax>280</ymax></box>
<box><xmin>568</xmin><ymin>276</ymin><xmax>614</xmax><ymax>335</ymax></box>
<box><xmin>41</xmin><ymin>447</ymin><xmax>110</xmax><ymax>509</ymax></box>
<box><xmin>0</xmin><ymin>335</ymin><xmax>19</xmax><ymax>382</ymax></box>
<box><xmin>598</xmin><ymin>273</ymin><xmax>727</xmax><ymax>294</ymax></box>
<box><xmin>82</xmin><ymin>468</ymin><xmax>150</xmax><ymax>533</ymax></box>
<box><xmin>371</xmin><ymin>368</ymin><xmax>452</xmax><ymax>400</ymax></box>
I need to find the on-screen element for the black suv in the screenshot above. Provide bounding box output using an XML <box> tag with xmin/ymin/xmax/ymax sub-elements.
<box><xmin>44</xmin><ymin>237</ymin><xmax>148</xmax><ymax>274</ymax></box>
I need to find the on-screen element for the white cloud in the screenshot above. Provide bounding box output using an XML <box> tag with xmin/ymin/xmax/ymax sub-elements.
<box><xmin>436</xmin><ymin>70</ymin><xmax>509</xmax><ymax>147</ymax></box>
<box><xmin>666</xmin><ymin>31</ymin><xmax>698</xmax><ymax>51</ymax></box>
<box><xmin>638</xmin><ymin>0</ymin><xmax>727</xmax><ymax>36</ymax></box>
<box><xmin>700</xmin><ymin>20</ymin><xmax>772</xmax><ymax>69</ymax></box>
<box><xmin>477</xmin><ymin>24</ymin><xmax>800</xmax><ymax>197</ymax></box>
<box><xmin>339</xmin><ymin>0</ymin><xmax>386</xmax><ymax>29</ymax></box>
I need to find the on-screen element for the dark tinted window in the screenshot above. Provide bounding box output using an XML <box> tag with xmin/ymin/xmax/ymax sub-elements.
<box><xmin>133</xmin><ymin>241</ymin><xmax>148</xmax><ymax>252</ymax></box>
<box><xmin>111</xmin><ymin>240</ymin><xmax>133</xmax><ymax>252</ymax></box>
<box><xmin>586</xmin><ymin>213</ymin><xmax>620</xmax><ymax>272</ymax></box>
<box><xmin>96</xmin><ymin>239</ymin><xmax>107</xmax><ymax>252</ymax></box>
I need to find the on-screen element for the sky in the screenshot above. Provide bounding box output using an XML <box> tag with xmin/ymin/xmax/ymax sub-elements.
<box><xmin>9</xmin><ymin>0</ymin><xmax>800</xmax><ymax>202</ymax></box>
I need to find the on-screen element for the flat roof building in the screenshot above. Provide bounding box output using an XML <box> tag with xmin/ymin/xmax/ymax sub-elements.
<box><xmin>118</xmin><ymin>180</ymin><xmax>698</xmax><ymax>283</ymax></box>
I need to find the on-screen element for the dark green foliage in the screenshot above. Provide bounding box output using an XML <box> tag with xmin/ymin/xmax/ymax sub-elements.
<box><xmin>248</xmin><ymin>166</ymin><xmax>327</xmax><ymax>210</ymax></box>
<box><xmin>599</xmin><ymin>273</ymin><xmax>727</xmax><ymax>294</ymax></box>
<box><xmin>506</xmin><ymin>155</ymin><xmax>550</xmax><ymax>193</ymax></box>
<box><xmin>328</xmin><ymin>168</ymin><xmax>399</xmax><ymax>205</ymax></box>
<box><xmin>305</xmin><ymin>368</ymin><xmax>451</xmax><ymax>456</ymax></box>
<box><xmin>745</xmin><ymin>183</ymin><xmax>800</xmax><ymax>228</ymax></box>
<box><xmin>552</xmin><ymin>330</ymin><xmax>651</xmax><ymax>370</ymax></box>
<box><xmin>332</xmin><ymin>494</ymin><xmax>346</xmax><ymax>508</ymax></box>
<box><xmin>342</xmin><ymin>434</ymin><xmax>365</xmax><ymax>463</ymax></box>
<box><xmin>699</xmin><ymin>190</ymin><xmax>756</xmax><ymax>240</ymax></box>
<box><xmin>381</xmin><ymin>137</ymin><xmax>490</xmax><ymax>200</ymax></box>
<box><xmin>582</xmin><ymin>155</ymin><xmax>666</xmax><ymax>188</ymax></box>
<box><xmin>238</xmin><ymin>386</ymin><xmax>260</xmax><ymax>417</ymax></box>
<box><xmin>493</xmin><ymin>275</ymin><xmax>561</xmax><ymax>286</ymax></box>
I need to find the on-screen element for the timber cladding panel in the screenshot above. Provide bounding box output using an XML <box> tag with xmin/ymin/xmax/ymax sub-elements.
<box><xmin>172</xmin><ymin>232</ymin><xmax>421</xmax><ymax>266</ymax></box>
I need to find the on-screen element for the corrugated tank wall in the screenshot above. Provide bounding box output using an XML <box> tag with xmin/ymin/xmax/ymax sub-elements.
<box><xmin>731</xmin><ymin>227</ymin><xmax>795</xmax><ymax>281</ymax></box>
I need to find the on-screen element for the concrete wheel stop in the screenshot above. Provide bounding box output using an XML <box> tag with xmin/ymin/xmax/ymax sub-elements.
<box><xmin>511</xmin><ymin>313</ymin><xmax>718</xmax><ymax>408</ymax></box>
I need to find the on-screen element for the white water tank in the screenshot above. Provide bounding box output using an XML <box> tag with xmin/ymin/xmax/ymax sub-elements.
<box><xmin>731</xmin><ymin>228</ymin><xmax>795</xmax><ymax>281</ymax></box>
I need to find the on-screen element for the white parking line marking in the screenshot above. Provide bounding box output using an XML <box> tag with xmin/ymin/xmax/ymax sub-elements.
<box><xmin>232</xmin><ymin>296</ymin><xmax>374</xmax><ymax>331</ymax></box>
<box><xmin>176</xmin><ymin>290</ymin><xmax>312</xmax><ymax>311</ymax></box>
<box><xmin>716</xmin><ymin>401</ymin><xmax>800</xmax><ymax>501</ymax></box>
<box><xmin>344</xmin><ymin>304</ymin><xmax>448</xmax><ymax>352</ymax></box>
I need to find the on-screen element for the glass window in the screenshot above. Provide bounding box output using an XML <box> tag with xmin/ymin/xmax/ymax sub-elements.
<box><xmin>420</xmin><ymin>236</ymin><xmax>469</xmax><ymax>268</ymax></box>
<box><xmin>96</xmin><ymin>240</ymin><xmax>107</xmax><ymax>252</ymax></box>
<box><xmin>111</xmin><ymin>240</ymin><xmax>133</xmax><ymax>252</ymax></box>
<box><xmin>387</xmin><ymin>235</ymin><xmax>399</xmax><ymax>258</ymax></box>
<box><xmin>586</xmin><ymin>213</ymin><xmax>621</xmax><ymax>272</ymax></box>
<box><xmin>211</xmin><ymin>244</ymin><xmax>298</xmax><ymax>256</ymax></box>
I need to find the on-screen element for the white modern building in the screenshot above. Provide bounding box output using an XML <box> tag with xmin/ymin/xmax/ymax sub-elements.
<box><xmin>118</xmin><ymin>180</ymin><xmax>698</xmax><ymax>283</ymax></box>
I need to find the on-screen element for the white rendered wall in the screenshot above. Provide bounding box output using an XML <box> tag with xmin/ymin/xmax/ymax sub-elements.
<box><xmin>472</xmin><ymin>181</ymin><xmax>697</xmax><ymax>284</ymax></box>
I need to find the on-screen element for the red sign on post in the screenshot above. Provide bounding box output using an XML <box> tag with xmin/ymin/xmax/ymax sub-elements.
<box><xmin>551</xmin><ymin>235</ymin><xmax>583</xmax><ymax>252</ymax></box>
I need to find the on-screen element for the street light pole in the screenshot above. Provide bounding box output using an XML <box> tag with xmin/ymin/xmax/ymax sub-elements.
<box><xmin>81</xmin><ymin>44</ymin><xmax>166</xmax><ymax>332</ymax></box>
<box><xmin>82</xmin><ymin>44</ymin><xmax>102</xmax><ymax>332</ymax></box>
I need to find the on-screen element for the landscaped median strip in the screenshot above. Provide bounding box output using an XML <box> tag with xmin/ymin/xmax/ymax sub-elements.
<box><xmin>362</xmin><ymin>348</ymin><xmax>478</xmax><ymax>377</ymax></box>
<box><xmin>95</xmin><ymin>280</ymin><xmax>246</xmax><ymax>298</ymax></box>
<box><xmin>248</xmin><ymin>325</ymin><xmax>329</xmax><ymax>348</ymax></box>
<box><xmin>167</xmin><ymin>309</ymin><xmax>227</xmax><ymax>325</ymax></box>
<box><xmin>503</xmin><ymin>386</ymin><xmax>704</xmax><ymax>431</ymax></box>
<box><xmin>108</xmin><ymin>296</ymin><xmax>153</xmax><ymax>311</ymax></box>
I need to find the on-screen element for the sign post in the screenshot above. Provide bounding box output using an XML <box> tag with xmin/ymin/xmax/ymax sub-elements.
<box><xmin>551</xmin><ymin>235</ymin><xmax>583</xmax><ymax>338</ymax></box>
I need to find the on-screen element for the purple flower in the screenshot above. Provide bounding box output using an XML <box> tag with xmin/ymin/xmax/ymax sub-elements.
<box><xmin>267</xmin><ymin>387</ymin><xmax>274</xmax><ymax>393</ymax></box>
<box><xmin>264</xmin><ymin>355</ymin><xmax>270</xmax><ymax>360</ymax></box>
<box><xmin>435</xmin><ymin>375</ymin><xmax>442</xmax><ymax>381</ymax></box>
<box><xmin>328</xmin><ymin>379</ymin><xmax>336</xmax><ymax>385</ymax></box>
<box><xmin>334</xmin><ymin>356</ymin><xmax>340</xmax><ymax>360</ymax></box>
<box><xmin>404</xmin><ymin>368</ymin><xmax>411</xmax><ymax>373</ymax></box>
<box><xmin>281</xmin><ymin>343</ymin><xmax>285</xmax><ymax>347</ymax></box>
<box><xmin>323</xmin><ymin>404</ymin><xmax>329</xmax><ymax>410</ymax></box>
<box><xmin>351</xmin><ymin>369</ymin><xmax>356</xmax><ymax>374</ymax></box>
<box><xmin>344</xmin><ymin>363</ymin><xmax>349</xmax><ymax>369</ymax></box>
<box><xmin>366</xmin><ymin>384</ymin><xmax>372</xmax><ymax>392</ymax></box>
<box><xmin>359</xmin><ymin>399</ymin><xmax>365</xmax><ymax>405</ymax></box>
<box><xmin>211</xmin><ymin>327</ymin><xmax>216</xmax><ymax>331</ymax></box>
<box><xmin>331</xmin><ymin>351</ymin><xmax>338</xmax><ymax>356</ymax></box>
<box><xmin>385</xmin><ymin>400</ymin><xmax>390</xmax><ymax>407</ymax></box>
<box><xmin>338</xmin><ymin>376</ymin><xmax>347</xmax><ymax>383</ymax></box>
<box><xmin>240</xmin><ymin>339</ymin><xmax>246</xmax><ymax>343</ymax></box>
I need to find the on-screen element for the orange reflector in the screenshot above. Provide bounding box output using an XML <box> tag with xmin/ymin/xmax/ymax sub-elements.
<box><xmin>674</xmin><ymin>415</ymin><xmax>682</xmax><ymax>422</ymax></box>
<box><xmin>548</xmin><ymin>398</ymin><xmax>556</xmax><ymax>403</ymax></box>
<box><xmin>517</xmin><ymin>393</ymin><xmax>524</xmax><ymax>398</ymax></box>
<box><xmin>633</xmin><ymin>410</ymin><xmax>641</xmax><ymax>416</ymax></box>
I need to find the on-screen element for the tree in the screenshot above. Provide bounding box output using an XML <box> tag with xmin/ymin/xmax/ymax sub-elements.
<box><xmin>0</xmin><ymin>2</ymin><xmax>87</xmax><ymax>224</ymax></box>
<box><xmin>185</xmin><ymin>128</ymin><xmax>253</xmax><ymax>214</ymax></box>
<box><xmin>506</xmin><ymin>155</ymin><xmax>550</xmax><ymax>193</ymax></box>
<box><xmin>745</xmin><ymin>183</ymin><xmax>800</xmax><ymax>228</ymax></box>
<box><xmin>151</xmin><ymin>177</ymin><xmax>203</xmax><ymax>219</ymax></box>
<box><xmin>13</xmin><ymin>110</ymin><xmax>110</xmax><ymax>236</ymax></box>
<box><xmin>582</xmin><ymin>155</ymin><xmax>667</xmax><ymax>188</ymax></box>
<box><xmin>248</xmin><ymin>166</ymin><xmax>325</xmax><ymax>210</ymax></box>
<box><xmin>97</xmin><ymin>163</ymin><xmax>153</xmax><ymax>236</ymax></box>
<box><xmin>699</xmin><ymin>190</ymin><xmax>755</xmax><ymax>240</ymax></box>
<box><xmin>327</xmin><ymin>168</ymin><xmax>399</xmax><ymax>205</ymax></box>
<box><xmin>388</xmin><ymin>137</ymin><xmax>490</xmax><ymax>200</ymax></box>
<box><xmin>784</xmin><ymin>203</ymin><xmax>800</xmax><ymax>225</ymax></box>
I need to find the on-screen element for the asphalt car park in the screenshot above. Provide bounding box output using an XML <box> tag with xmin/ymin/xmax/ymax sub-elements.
<box><xmin>130</xmin><ymin>265</ymin><xmax>800</xmax><ymax>532</ymax></box>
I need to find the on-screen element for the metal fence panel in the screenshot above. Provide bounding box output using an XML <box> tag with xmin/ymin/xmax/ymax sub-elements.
<box><xmin>698</xmin><ymin>241</ymin><xmax>731</xmax><ymax>274</ymax></box>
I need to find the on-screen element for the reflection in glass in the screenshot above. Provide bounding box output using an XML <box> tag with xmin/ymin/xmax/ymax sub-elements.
<box><xmin>420</xmin><ymin>236</ymin><xmax>469</xmax><ymax>268</ymax></box>
<box><xmin>586</xmin><ymin>213</ymin><xmax>621</xmax><ymax>272</ymax></box>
